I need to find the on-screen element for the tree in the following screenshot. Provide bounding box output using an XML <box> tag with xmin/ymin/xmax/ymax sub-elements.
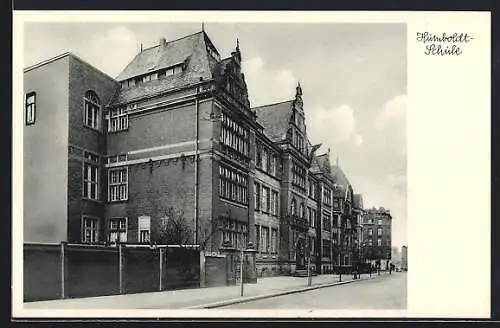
<box><xmin>155</xmin><ymin>207</ymin><xmax>193</xmax><ymax>245</ymax></box>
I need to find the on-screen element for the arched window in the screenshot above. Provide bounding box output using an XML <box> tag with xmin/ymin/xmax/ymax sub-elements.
<box><xmin>291</xmin><ymin>198</ymin><xmax>296</xmax><ymax>216</ymax></box>
<box><xmin>84</xmin><ymin>90</ymin><xmax>101</xmax><ymax>129</ymax></box>
<box><xmin>299</xmin><ymin>203</ymin><xmax>305</xmax><ymax>219</ymax></box>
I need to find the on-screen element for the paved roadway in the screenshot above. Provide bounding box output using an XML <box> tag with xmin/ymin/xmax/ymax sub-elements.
<box><xmin>220</xmin><ymin>272</ymin><xmax>407</xmax><ymax>309</ymax></box>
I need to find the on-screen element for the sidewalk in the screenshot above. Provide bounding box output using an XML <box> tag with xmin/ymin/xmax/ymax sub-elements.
<box><xmin>24</xmin><ymin>271</ymin><xmax>392</xmax><ymax>309</ymax></box>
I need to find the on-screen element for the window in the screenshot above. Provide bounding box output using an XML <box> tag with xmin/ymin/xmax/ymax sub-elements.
<box><xmin>333</xmin><ymin>198</ymin><xmax>340</xmax><ymax>209</ymax></box>
<box><xmin>377</xmin><ymin>238</ymin><xmax>382</xmax><ymax>246</ymax></box>
<box><xmin>108</xmin><ymin>107</ymin><xmax>128</xmax><ymax>132</ymax></box>
<box><xmin>270</xmin><ymin>190</ymin><xmax>279</xmax><ymax>216</ymax></box>
<box><xmin>83</xmin><ymin>152</ymin><xmax>99</xmax><ymax>200</ymax></box>
<box><xmin>378</xmin><ymin>219</ymin><xmax>383</xmax><ymax>225</ymax></box>
<box><xmin>307</xmin><ymin>207</ymin><xmax>312</xmax><ymax>226</ymax></box>
<box><xmin>82</xmin><ymin>217</ymin><xmax>99</xmax><ymax>243</ymax></box>
<box><xmin>256</xmin><ymin>144</ymin><xmax>262</xmax><ymax>168</ymax></box>
<box><xmin>25</xmin><ymin>92</ymin><xmax>36</xmax><ymax>125</ymax></box>
<box><xmin>270</xmin><ymin>154</ymin><xmax>277</xmax><ymax>176</ymax></box>
<box><xmin>368</xmin><ymin>228</ymin><xmax>373</xmax><ymax>236</ymax></box>
<box><xmin>220</xmin><ymin>218</ymin><xmax>248</xmax><ymax>249</ymax></box>
<box><xmin>309</xmin><ymin>182</ymin><xmax>315</xmax><ymax>198</ymax></box>
<box><xmin>271</xmin><ymin>228</ymin><xmax>278</xmax><ymax>253</ymax></box>
<box><xmin>291</xmin><ymin>199</ymin><xmax>297</xmax><ymax>216</ymax></box>
<box><xmin>220</xmin><ymin>112</ymin><xmax>250</xmax><ymax>162</ymax></box>
<box><xmin>261</xmin><ymin>226</ymin><xmax>269</xmax><ymax>253</ymax></box>
<box><xmin>254</xmin><ymin>182</ymin><xmax>261</xmax><ymax>211</ymax></box>
<box><xmin>109</xmin><ymin>218</ymin><xmax>127</xmax><ymax>243</ymax></box>
<box><xmin>377</xmin><ymin>228</ymin><xmax>382</xmax><ymax>236</ymax></box>
<box><xmin>291</xmin><ymin>161</ymin><xmax>306</xmax><ymax>189</ymax></box>
<box><xmin>368</xmin><ymin>239</ymin><xmax>373</xmax><ymax>246</ymax></box>
<box><xmin>299</xmin><ymin>203</ymin><xmax>305</xmax><ymax>219</ymax></box>
<box><xmin>108</xmin><ymin>167</ymin><xmax>128</xmax><ymax>202</ymax></box>
<box><xmin>262</xmin><ymin>186</ymin><xmax>270</xmax><ymax>213</ymax></box>
<box><xmin>84</xmin><ymin>90</ymin><xmax>101</xmax><ymax>130</ymax></box>
<box><xmin>311</xmin><ymin>209</ymin><xmax>317</xmax><ymax>228</ymax></box>
<box><xmin>322</xmin><ymin>239</ymin><xmax>331</xmax><ymax>258</ymax></box>
<box><xmin>255</xmin><ymin>225</ymin><xmax>261</xmax><ymax>251</ymax></box>
<box><xmin>322</xmin><ymin>213</ymin><xmax>331</xmax><ymax>232</ymax></box>
<box><xmin>261</xmin><ymin>149</ymin><xmax>268</xmax><ymax>172</ymax></box>
<box><xmin>138</xmin><ymin>216</ymin><xmax>151</xmax><ymax>243</ymax></box>
<box><xmin>219</xmin><ymin>164</ymin><xmax>248</xmax><ymax>205</ymax></box>
<box><xmin>323</xmin><ymin>188</ymin><xmax>332</xmax><ymax>205</ymax></box>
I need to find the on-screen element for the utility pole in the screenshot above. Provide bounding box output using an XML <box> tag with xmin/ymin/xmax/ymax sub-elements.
<box><xmin>239</xmin><ymin>247</ymin><xmax>244</xmax><ymax>297</ymax></box>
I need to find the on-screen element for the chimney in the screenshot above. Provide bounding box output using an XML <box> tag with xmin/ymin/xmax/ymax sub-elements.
<box><xmin>159</xmin><ymin>37</ymin><xmax>167</xmax><ymax>46</ymax></box>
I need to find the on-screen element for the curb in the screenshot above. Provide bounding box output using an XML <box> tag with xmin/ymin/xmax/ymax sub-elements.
<box><xmin>187</xmin><ymin>274</ymin><xmax>382</xmax><ymax>309</ymax></box>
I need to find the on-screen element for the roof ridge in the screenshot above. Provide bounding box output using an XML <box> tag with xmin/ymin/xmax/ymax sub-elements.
<box><xmin>141</xmin><ymin>30</ymin><xmax>204</xmax><ymax>52</ymax></box>
<box><xmin>252</xmin><ymin>99</ymin><xmax>294</xmax><ymax>110</ymax></box>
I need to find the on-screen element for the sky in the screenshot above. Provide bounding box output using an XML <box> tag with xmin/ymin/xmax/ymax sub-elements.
<box><xmin>24</xmin><ymin>22</ymin><xmax>407</xmax><ymax>248</ymax></box>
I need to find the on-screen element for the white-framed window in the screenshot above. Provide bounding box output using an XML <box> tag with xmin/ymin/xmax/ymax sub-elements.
<box><xmin>83</xmin><ymin>152</ymin><xmax>99</xmax><ymax>200</ymax></box>
<box><xmin>311</xmin><ymin>209</ymin><xmax>317</xmax><ymax>227</ymax></box>
<box><xmin>138</xmin><ymin>216</ymin><xmax>151</xmax><ymax>243</ymax></box>
<box><xmin>377</xmin><ymin>227</ymin><xmax>382</xmax><ymax>236</ymax></box>
<box><xmin>368</xmin><ymin>228</ymin><xmax>373</xmax><ymax>236</ymax></box>
<box><xmin>25</xmin><ymin>92</ymin><xmax>36</xmax><ymax>125</ymax></box>
<box><xmin>108</xmin><ymin>167</ymin><xmax>128</xmax><ymax>202</ymax></box>
<box><xmin>377</xmin><ymin>238</ymin><xmax>382</xmax><ymax>246</ymax></box>
<box><xmin>84</xmin><ymin>90</ymin><xmax>101</xmax><ymax>130</ymax></box>
<box><xmin>82</xmin><ymin>216</ymin><xmax>99</xmax><ymax>243</ymax></box>
<box><xmin>368</xmin><ymin>239</ymin><xmax>373</xmax><ymax>246</ymax></box>
<box><xmin>377</xmin><ymin>219</ymin><xmax>383</xmax><ymax>225</ymax></box>
<box><xmin>270</xmin><ymin>190</ymin><xmax>279</xmax><ymax>216</ymax></box>
<box><xmin>108</xmin><ymin>107</ymin><xmax>128</xmax><ymax>132</ymax></box>
<box><xmin>109</xmin><ymin>217</ymin><xmax>127</xmax><ymax>243</ymax></box>
<box><xmin>291</xmin><ymin>198</ymin><xmax>296</xmax><ymax>216</ymax></box>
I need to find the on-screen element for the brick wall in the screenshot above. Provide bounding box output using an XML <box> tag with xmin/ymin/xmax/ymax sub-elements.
<box><xmin>67</xmin><ymin>55</ymin><xmax>119</xmax><ymax>243</ymax></box>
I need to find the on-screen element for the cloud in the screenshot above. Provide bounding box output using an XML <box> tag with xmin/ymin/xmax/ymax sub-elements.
<box><xmin>86</xmin><ymin>26</ymin><xmax>139</xmax><ymax>77</ymax></box>
<box><xmin>353</xmin><ymin>134</ymin><xmax>364</xmax><ymax>146</ymax></box>
<box><xmin>376</xmin><ymin>94</ymin><xmax>407</xmax><ymax>129</ymax></box>
<box><xmin>242</xmin><ymin>56</ymin><xmax>297</xmax><ymax>107</ymax></box>
<box><xmin>308</xmin><ymin>104</ymin><xmax>357</xmax><ymax>147</ymax></box>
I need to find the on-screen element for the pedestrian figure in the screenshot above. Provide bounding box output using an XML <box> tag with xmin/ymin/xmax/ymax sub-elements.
<box><xmin>389</xmin><ymin>262</ymin><xmax>392</xmax><ymax>275</ymax></box>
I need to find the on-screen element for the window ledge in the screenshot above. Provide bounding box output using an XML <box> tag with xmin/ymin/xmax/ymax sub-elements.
<box><xmin>81</xmin><ymin>197</ymin><xmax>104</xmax><ymax>204</ymax></box>
<box><xmin>83</xmin><ymin>125</ymin><xmax>102</xmax><ymax>133</ymax></box>
<box><xmin>107</xmin><ymin>128</ymin><xmax>129</xmax><ymax>134</ymax></box>
<box><xmin>108</xmin><ymin>199</ymin><xmax>129</xmax><ymax>204</ymax></box>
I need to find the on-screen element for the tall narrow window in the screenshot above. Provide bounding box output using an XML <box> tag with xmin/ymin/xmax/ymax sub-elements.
<box><xmin>377</xmin><ymin>227</ymin><xmax>382</xmax><ymax>236</ymax></box>
<box><xmin>82</xmin><ymin>217</ymin><xmax>99</xmax><ymax>243</ymax></box>
<box><xmin>138</xmin><ymin>216</ymin><xmax>151</xmax><ymax>243</ymax></box>
<box><xmin>84</xmin><ymin>90</ymin><xmax>101</xmax><ymax>130</ymax></box>
<box><xmin>299</xmin><ymin>203</ymin><xmax>305</xmax><ymax>219</ymax></box>
<box><xmin>254</xmin><ymin>182</ymin><xmax>260</xmax><ymax>211</ymax></box>
<box><xmin>108</xmin><ymin>167</ymin><xmax>128</xmax><ymax>201</ymax></box>
<box><xmin>255</xmin><ymin>225</ymin><xmax>261</xmax><ymax>252</ymax></box>
<box><xmin>291</xmin><ymin>199</ymin><xmax>297</xmax><ymax>216</ymax></box>
<box><xmin>83</xmin><ymin>152</ymin><xmax>99</xmax><ymax>200</ymax></box>
<box><xmin>25</xmin><ymin>92</ymin><xmax>36</xmax><ymax>125</ymax></box>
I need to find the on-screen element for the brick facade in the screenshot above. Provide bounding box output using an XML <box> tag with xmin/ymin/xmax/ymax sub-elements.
<box><xmin>23</xmin><ymin>30</ymin><xmax>393</xmax><ymax>277</ymax></box>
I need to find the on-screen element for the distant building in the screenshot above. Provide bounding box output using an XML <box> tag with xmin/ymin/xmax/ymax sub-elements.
<box><xmin>401</xmin><ymin>245</ymin><xmax>408</xmax><ymax>271</ymax></box>
<box><xmin>360</xmin><ymin>207</ymin><xmax>392</xmax><ymax>269</ymax></box>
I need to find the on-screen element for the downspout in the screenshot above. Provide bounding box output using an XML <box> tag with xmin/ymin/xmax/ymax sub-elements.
<box><xmin>194</xmin><ymin>84</ymin><xmax>200</xmax><ymax>245</ymax></box>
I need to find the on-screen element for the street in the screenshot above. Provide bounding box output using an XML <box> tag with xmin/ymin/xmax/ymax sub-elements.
<box><xmin>219</xmin><ymin>272</ymin><xmax>406</xmax><ymax>309</ymax></box>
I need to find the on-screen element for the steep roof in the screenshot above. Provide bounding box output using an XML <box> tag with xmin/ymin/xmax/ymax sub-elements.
<box><xmin>253</xmin><ymin>100</ymin><xmax>294</xmax><ymax>142</ymax></box>
<box><xmin>110</xmin><ymin>31</ymin><xmax>215</xmax><ymax>105</ymax></box>
<box><xmin>353</xmin><ymin>194</ymin><xmax>364</xmax><ymax>209</ymax></box>
<box><xmin>116</xmin><ymin>32</ymin><xmax>204</xmax><ymax>81</ymax></box>
<box><xmin>331</xmin><ymin>164</ymin><xmax>350</xmax><ymax>188</ymax></box>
